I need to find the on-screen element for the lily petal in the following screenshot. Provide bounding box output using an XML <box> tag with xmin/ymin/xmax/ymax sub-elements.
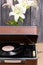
<box><xmin>11</xmin><ymin>5</ymin><xmax>15</xmax><ymax>11</ymax></box>
<box><xmin>9</xmin><ymin>12</ymin><xmax>15</xmax><ymax>16</ymax></box>
<box><xmin>14</xmin><ymin>15</ymin><xmax>19</xmax><ymax>22</ymax></box>
<box><xmin>22</xmin><ymin>7</ymin><xmax>26</xmax><ymax>13</ymax></box>
<box><xmin>20</xmin><ymin>14</ymin><xmax>25</xmax><ymax>19</ymax></box>
<box><xmin>2</xmin><ymin>0</ymin><xmax>13</xmax><ymax>8</ymax></box>
<box><xmin>2</xmin><ymin>3</ymin><xmax>8</xmax><ymax>7</ymax></box>
<box><xmin>7</xmin><ymin>0</ymin><xmax>13</xmax><ymax>5</ymax></box>
<box><xmin>17</xmin><ymin>0</ymin><xmax>22</xmax><ymax>3</ymax></box>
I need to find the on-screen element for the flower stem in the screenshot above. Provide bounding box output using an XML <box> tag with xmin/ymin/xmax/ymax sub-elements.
<box><xmin>19</xmin><ymin>17</ymin><xmax>24</xmax><ymax>23</ymax></box>
<box><xmin>7</xmin><ymin>20</ymin><xmax>19</xmax><ymax>26</ymax></box>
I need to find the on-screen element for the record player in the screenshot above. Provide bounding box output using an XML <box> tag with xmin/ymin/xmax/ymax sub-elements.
<box><xmin>0</xmin><ymin>0</ymin><xmax>39</xmax><ymax>65</ymax></box>
<box><xmin>0</xmin><ymin>26</ymin><xmax>38</xmax><ymax>65</ymax></box>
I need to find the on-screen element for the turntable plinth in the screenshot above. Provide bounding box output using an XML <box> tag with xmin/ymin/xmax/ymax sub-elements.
<box><xmin>0</xmin><ymin>60</ymin><xmax>37</xmax><ymax>65</ymax></box>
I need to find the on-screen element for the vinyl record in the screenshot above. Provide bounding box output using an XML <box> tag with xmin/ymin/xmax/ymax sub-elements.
<box><xmin>0</xmin><ymin>41</ymin><xmax>24</xmax><ymax>56</ymax></box>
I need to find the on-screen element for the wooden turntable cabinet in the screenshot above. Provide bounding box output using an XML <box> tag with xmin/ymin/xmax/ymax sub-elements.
<box><xmin>0</xmin><ymin>26</ymin><xmax>38</xmax><ymax>65</ymax></box>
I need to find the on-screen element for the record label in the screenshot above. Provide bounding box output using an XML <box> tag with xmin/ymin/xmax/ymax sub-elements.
<box><xmin>2</xmin><ymin>46</ymin><xmax>14</xmax><ymax>51</ymax></box>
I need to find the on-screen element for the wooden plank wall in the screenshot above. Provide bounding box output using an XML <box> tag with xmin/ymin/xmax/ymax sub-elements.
<box><xmin>0</xmin><ymin>0</ymin><xmax>43</xmax><ymax>42</ymax></box>
<box><xmin>0</xmin><ymin>0</ymin><xmax>1</xmax><ymax>25</ymax></box>
<box><xmin>37</xmin><ymin>0</ymin><xmax>43</xmax><ymax>42</ymax></box>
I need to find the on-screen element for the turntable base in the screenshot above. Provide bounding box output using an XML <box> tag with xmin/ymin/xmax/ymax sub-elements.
<box><xmin>0</xmin><ymin>60</ymin><xmax>37</xmax><ymax>65</ymax></box>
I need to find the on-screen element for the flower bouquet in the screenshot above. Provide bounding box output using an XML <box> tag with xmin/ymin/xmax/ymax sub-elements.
<box><xmin>2</xmin><ymin>0</ymin><xmax>38</xmax><ymax>26</ymax></box>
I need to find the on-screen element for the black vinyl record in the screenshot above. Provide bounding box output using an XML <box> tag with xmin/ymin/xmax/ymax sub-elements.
<box><xmin>0</xmin><ymin>41</ymin><xmax>24</xmax><ymax>57</ymax></box>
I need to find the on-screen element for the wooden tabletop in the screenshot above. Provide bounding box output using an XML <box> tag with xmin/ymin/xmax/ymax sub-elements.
<box><xmin>36</xmin><ymin>43</ymin><xmax>43</xmax><ymax>65</ymax></box>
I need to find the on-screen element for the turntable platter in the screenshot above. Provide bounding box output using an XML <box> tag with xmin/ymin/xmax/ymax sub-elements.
<box><xmin>0</xmin><ymin>42</ymin><xmax>24</xmax><ymax>56</ymax></box>
<box><xmin>2</xmin><ymin>46</ymin><xmax>14</xmax><ymax>52</ymax></box>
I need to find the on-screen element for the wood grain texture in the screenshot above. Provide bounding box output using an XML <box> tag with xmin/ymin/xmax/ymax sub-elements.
<box><xmin>0</xmin><ymin>26</ymin><xmax>38</xmax><ymax>35</ymax></box>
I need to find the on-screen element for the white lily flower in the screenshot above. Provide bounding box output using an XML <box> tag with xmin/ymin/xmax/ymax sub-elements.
<box><xmin>17</xmin><ymin>0</ymin><xmax>29</xmax><ymax>9</ymax></box>
<box><xmin>9</xmin><ymin>4</ymin><xmax>25</xmax><ymax>22</ymax></box>
<box><xmin>2</xmin><ymin>0</ymin><xmax>13</xmax><ymax>8</ymax></box>
<box><xmin>17</xmin><ymin>0</ymin><xmax>38</xmax><ymax>9</ymax></box>
<box><xmin>28</xmin><ymin>0</ymin><xmax>38</xmax><ymax>8</ymax></box>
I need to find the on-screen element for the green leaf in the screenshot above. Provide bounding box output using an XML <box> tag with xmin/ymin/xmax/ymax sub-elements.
<box><xmin>7</xmin><ymin>20</ymin><xmax>19</xmax><ymax>26</ymax></box>
<box><xmin>19</xmin><ymin>17</ymin><xmax>24</xmax><ymax>23</ymax></box>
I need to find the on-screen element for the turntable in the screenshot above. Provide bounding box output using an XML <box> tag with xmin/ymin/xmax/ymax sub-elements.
<box><xmin>0</xmin><ymin>40</ymin><xmax>37</xmax><ymax>63</ymax></box>
<box><xmin>0</xmin><ymin>0</ymin><xmax>39</xmax><ymax>64</ymax></box>
<box><xmin>0</xmin><ymin>41</ymin><xmax>36</xmax><ymax>57</ymax></box>
<box><xmin>0</xmin><ymin>32</ymin><xmax>38</xmax><ymax>65</ymax></box>
<box><xmin>0</xmin><ymin>26</ymin><xmax>38</xmax><ymax>65</ymax></box>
